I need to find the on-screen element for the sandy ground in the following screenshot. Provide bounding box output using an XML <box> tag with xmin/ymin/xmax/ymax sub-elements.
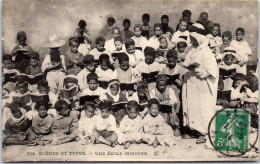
<box><xmin>2</xmin><ymin>133</ymin><xmax>259</xmax><ymax>162</ymax></box>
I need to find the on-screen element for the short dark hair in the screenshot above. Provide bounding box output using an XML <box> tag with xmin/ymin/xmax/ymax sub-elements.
<box><xmin>99</xmin><ymin>54</ymin><xmax>110</xmax><ymax>64</ymax></box>
<box><xmin>148</xmin><ymin>98</ymin><xmax>160</xmax><ymax>108</ymax></box>
<box><xmin>166</xmin><ymin>49</ymin><xmax>178</xmax><ymax>59</ymax></box>
<box><xmin>54</xmin><ymin>99</ymin><xmax>69</xmax><ymax>112</ymax></box>
<box><xmin>2</xmin><ymin>54</ymin><xmax>12</xmax><ymax>62</ymax></box>
<box><xmin>222</xmin><ymin>31</ymin><xmax>232</xmax><ymax>40</ymax></box>
<box><xmin>142</xmin><ymin>13</ymin><xmax>150</xmax><ymax>21</ymax></box>
<box><xmin>95</xmin><ymin>36</ymin><xmax>105</xmax><ymax>44</ymax></box>
<box><xmin>179</xmin><ymin>17</ymin><xmax>189</xmax><ymax>24</ymax></box>
<box><xmin>69</xmin><ymin>37</ymin><xmax>79</xmax><ymax>46</ymax></box>
<box><xmin>107</xmin><ymin>17</ymin><xmax>115</xmax><ymax>24</ymax></box>
<box><xmin>118</xmin><ymin>53</ymin><xmax>129</xmax><ymax>63</ymax></box>
<box><xmin>125</xmin><ymin>38</ymin><xmax>135</xmax><ymax>49</ymax></box>
<box><xmin>144</xmin><ymin>47</ymin><xmax>155</xmax><ymax>57</ymax></box>
<box><xmin>83</xmin><ymin>101</ymin><xmax>96</xmax><ymax>111</ymax></box>
<box><xmin>114</xmin><ymin>36</ymin><xmax>123</xmax><ymax>43</ymax></box>
<box><xmin>99</xmin><ymin>100</ymin><xmax>112</xmax><ymax>111</ymax></box>
<box><xmin>182</xmin><ymin>9</ymin><xmax>192</xmax><ymax>17</ymax></box>
<box><xmin>236</xmin><ymin>27</ymin><xmax>245</xmax><ymax>35</ymax></box>
<box><xmin>161</xmin><ymin>15</ymin><xmax>169</xmax><ymax>21</ymax></box>
<box><xmin>78</xmin><ymin>20</ymin><xmax>86</xmax><ymax>28</ymax></box>
<box><xmin>154</xmin><ymin>23</ymin><xmax>162</xmax><ymax>30</ymax></box>
<box><xmin>123</xmin><ymin>19</ymin><xmax>131</xmax><ymax>26</ymax></box>
<box><xmin>36</xmin><ymin>101</ymin><xmax>49</xmax><ymax>110</ymax></box>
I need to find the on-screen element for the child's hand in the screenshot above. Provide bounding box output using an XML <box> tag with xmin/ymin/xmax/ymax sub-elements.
<box><xmin>175</xmin><ymin>79</ymin><xmax>182</xmax><ymax>87</ymax></box>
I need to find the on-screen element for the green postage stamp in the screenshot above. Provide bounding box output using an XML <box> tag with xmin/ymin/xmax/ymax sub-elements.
<box><xmin>215</xmin><ymin>109</ymin><xmax>249</xmax><ymax>153</ymax></box>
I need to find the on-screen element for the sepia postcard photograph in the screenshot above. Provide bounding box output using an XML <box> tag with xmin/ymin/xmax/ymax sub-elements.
<box><xmin>1</xmin><ymin>0</ymin><xmax>259</xmax><ymax>162</ymax></box>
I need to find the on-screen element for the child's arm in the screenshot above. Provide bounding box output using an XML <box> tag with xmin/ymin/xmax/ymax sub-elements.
<box><xmin>107</xmin><ymin>115</ymin><xmax>117</xmax><ymax>132</ymax></box>
<box><xmin>32</xmin><ymin>116</ymin><xmax>53</xmax><ymax>134</ymax></box>
<box><xmin>119</xmin><ymin>116</ymin><xmax>129</xmax><ymax>133</ymax></box>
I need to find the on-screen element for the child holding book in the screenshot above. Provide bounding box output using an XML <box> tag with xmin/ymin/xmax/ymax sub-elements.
<box><xmin>93</xmin><ymin>100</ymin><xmax>118</xmax><ymax>147</ymax></box>
<box><xmin>104</xmin><ymin>26</ymin><xmax>122</xmax><ymax>53</ymax></box>
<box><xmin>131</xmin><ymin>24</ymin><xmax>149</xmax><ymax>52</ymax></box>
<box><xmin>117</xmin><ymin>100</ymin><xmax>143</xmax><ymax>149</ymax></box>
<box><xmin>111</xmin><ymin>36</ymin><xmax>125</xmax><ymax>68</ymax></box>
<box><xmin>171</xmin><ymin>17</ymin><xmax>191</xmax><ymax>47</ymax></box>
<box><xmin>150</xmin><ymin>74</ymin><xmax>180</xmax><ymax>136</ymax></box>
<box><xmin>78</xmin><ymin>101</ymin><xmax>96</xmax><ymax>145</ymax></box>
<box><xmin>95</xmin><ymin>54</ymin><xmax>117</xmax><ymax>89</ymax></box>
<box><xmin>148</xmin><ymin>23</ymin><xmax>162</xmax><ymax>50</ymax></box>
<box><xmin>103</xmin><ymin>79</ymin><xmax>128</xmax><ymax>124</ymax></box>
<box><xmin>125</xmin><ymin>38</ymin><xmax>145</xmax><ymax>67</ymax></box>
<box><xmin>142</xmin><ymin>98</ymin><xmax>175</xmax><ymax>148</ymax></box>
<box><xmin>76</xmin><ymin>55</ymin><xmax>96</xmax><ymax>91</ymax></box>
<box><xmin>51</xmin><ymin>99</ymin><xmax>79</xmax><ymax>145</ymax></box>
<box><xmin>156</xmin><ymin>34</ymin><xmax>175</xmax><ymax>64</ymax></box>
<box><xmin>3</xmin><ymin>102</ymin><xmax>30</xmax><ymax>145</ymax></box>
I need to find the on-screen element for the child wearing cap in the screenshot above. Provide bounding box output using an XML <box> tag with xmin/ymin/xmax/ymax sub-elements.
<box><xmin>125</xmin><ymin>38</ymin><xmax>145</xmax><ymax>67</ymax></box>
<box><xmin>89</xmin><ymin>36</ymin><xmax>111</xmax><ymax>64</ymax></box>
<box><xmin>80</xmin><ymin>72</ymin><xmax>106</xmax><ymax>99</ymax></box>
<box><xmin>76</xmin><ymin>55</ymin><xmax>96</xmax><ymax>91</ymax></box>
<box><xmin>218</xmin><ymin>47</ymin><xmax>240</xmax><ymax>90</ymax></box>
<box><xmin>171</xmin><ymin>17</ymin><xmax>191</xmax><ymax>47</ymax></box>
<box><xmin>78</xmin><ymin>101</ymin><xmax>97</xmax><ymax>145</ymax></box>
<box><xmin>150</xmin><ymin>74</ymin><xmax>180</xmax><ymax>136</ymax></box>
<box><xmin>131</xmin><ymin>24</ymin><xmax>149</xmax><ymax>52</ymax></box>
<box><xmin>95</xmin><ymin>54</ymin><xmax>117</xmax><ymax>89</ymax></box>
<box><xmin>142</xmin><ymin>98</ymin><xmax>175</xmax><ymax>148</ymax></box>
<box><xmin>135</xmin><ymin>47</ymin><xmax>164</xmax><ymax>90</ymax></box>
<box><xmin>148</xmin><ymin>23</ymin><xmax>162</xmax><ymax>50</ymax></box>
<box><xmin>103</xmin><ymin>79</ymin><xmax>128</xmax><ymax>124</ymax></box>
<box><xmin>93</xmin><ymin>100</ymin><xmax>117</xmax><ymax>147</ymax></box>
<box><xmin>27</xmin><ymin>101</ymin><xmax>54</xmax><ymax>145</ymax></box>
<box><xmin>128</xmin><ymin>80</ymin><xmax>151</xmax><ymax>118</ymax></box>
<box><xmin>50</xmin><ymin>99</ymin><xmax>79</xmax><ymax>145</ymax></box>
<box><xmin>65</xmin><ymin>37</ymin><xmax>84</xmax><ymax>76</ymax></box>
<box><xmin>117</xmin><ymin>100</ymin><xmax>143</xmax><ymax>149</ymax></box>
<box><xmin>230</xmin><ymin>28</ymin><xmax>252</xmax><ymax>75</ymax></box>
<box><xmin>3</xmin><ymin>101</ymin><xmax>30</xmax><ymax>145</ymax></box>
<box><xmin>11</xmin><ymin>31</ymin><xmax>33</xmax><ymax>73</ymax></box>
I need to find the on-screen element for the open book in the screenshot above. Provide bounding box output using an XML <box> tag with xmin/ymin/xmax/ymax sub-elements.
<box><xmin>111</xmin><ymin>101</ymin><xmax>127</xmax><ymax>112</ymax></box>
<box><xmin>166</xmin><ymin>74</ymin><xmax>180</xmax><ymax>85</ymax></box>
<box><xmin>12</xmin><ymin>92</ymin><xmax>31</xmax><ymax>105</ymax></box>
<box><xmin>180</xmin><ymin>61</ymin><xmax>200</xmax><ymax>71</ymax></box>
<box><xmin>60</xmin><ymin>86</ymin><xmax>78</xmax><ymax>99</ymax></box>
<box><xmin>135</xmin><ymin>47</ymin><xmax>142</xmax><ymax>51</ymax></box>
<box><xmin>159</xmin><ymin>104</ymin><xmax>173</xmax><ymax>113</ymax></box>
<box><xmin>219</xmin><ymin>68</ymin><xmax>236</xmax><ymax>79</ymax></box>
<box><xmin>98</xmin><ymin>81</ymin><xmax>109</xmax><ymax>89</ymax></box>
<box><xmin>217</xmin><ymin>90</ymin><xmax>231</xmax><ymax>101</ymax></box>
<box><xmin>79</xmin><ymin>95</ymin><xmax>99</xmax><ymax>106</ymax></box>
<box><xmin>141</xmin><ymin>71</ymin><xmax>158</xmax><ymax>83</ymax></box>
<box><xmin>30</xmin><ymin>94</ymin><xmax>50</xmax><ymax>104</ymax></box>
<box><xmin>8</xmin><ymin>73</ymin><xmax>43</xmax><ymax>85</ymax></box>
<box><xmin>120</xmin><ymin>83</ymin><xmax>135</xmax><ymax>91</ymax></box>
<box><xmin>13</xmin><ymin>49</ymin><xmax>30</xmax><ymax>63</ymax></box>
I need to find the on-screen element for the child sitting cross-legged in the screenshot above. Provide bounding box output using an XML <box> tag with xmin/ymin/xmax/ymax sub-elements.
<box><xmin>77</xmin><ymin>101</ymin><xmax>96</xmax><ymax>145</ymax></box>
<box><xmin>117</xmin><ymin>100</ymin><xmax>143</xmax><ymax>149</ymax></box>
<box><xmin>93</xmin><ymin>100</ymin><xmax>118</xmax><ymax>147</ymax></box>
<box><xmin>50</xmin><ymin>99</ymin><xmax>79</xmax><ymax>145</ymax></box>
<box><xmin>142</xmin><ymin>98</ymin><xmax>175</xmax><ymax>148</ymax></box>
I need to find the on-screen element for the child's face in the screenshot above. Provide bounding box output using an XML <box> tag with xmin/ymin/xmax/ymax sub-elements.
<box><xmin>157</xmin><ymin>81</ymin><xmax>167</xmax><ymax>93</ymax></box>
<box><xmin>212</xmin><ymin>27</ymin><xmax>219</xmax><ymax>37</ymax></box>
<box><xmin>159</xmin><ymin>38</ymin><xmax>168</xmax><ymax>49</ymax></box>
<box><xmin>17</xmin><ymin>85</ymin><xmax>27</xmax><ymax>94</ymax></box>
<box><xmin>38</xmin><ymin>106</ymin><xmax>48</xmax><ymax>118</ymax></box>
<box><xmin>236</xmin><ymin>31</ymin><xmax>244</xmax><ymax>41</ymax></box>
<box><xmin>100</xmin><ymin>61</ymin><xmax>110</xmax><ymax>71</ymax></box>
<box><xmin>30</xmin><ymin>59</ymin><xmax>39</xmax><ymax>67</ymax></box>
<box><xmin>123</xmin><ymin>23</ymin><xmax>130</xmax><ymax>30</ymax></box>
<box><xmin>222</xmin><ymin>37</ymin><xmax>231</xmax><ymax>46</ymax></box>
<box><xmin>179</xmin><ymin>21</ymin><xmax>188</xmax><ymax>32</ymax></box>
<box><xmin>154</xmin><ymin>27</ymin><xmax>162</xmax><ymax>37</ymax></box>
<box><xmin>167</xmin><ymin>57</ymin><xmax>177</xmax><ymax>68</ymax></box>
<box><xmin>177</xmin><ymin>43</ymin><xmax>186</xmax><ymax>53</ymax></box>
<box><xmin>58</xmin><ymin>104</ymin><xmax>70</xmax><ymax>117</ymax></box>
<box><xmin>142</xmin><ymin>18</ymin><xmax>149</xmax><ymax>24</ymax></box>
<box><xmin>145</xmin><ymin>55</ymin><xmax>155</xmax><ymax>65</ymax></box>
<box><xmin>224</xmin><ymin>54</ymin><xmax>235</xmax><ymax>66</ymax></box>
<box><xmin>84</xmin><ymin>106</ymin><xmax>95</xmax><ymax>118</ymax></box>
<box><xmin>37</xmin><ymin>86</ymin><xmax>49</xmax><ymax>94</ymax></box>
<box><xmin>110</xmin><ymin>84</ymin><xmax>119</xmax><ymax>96</ymax></box>
<box><xmin>3</xmin><ymin>60</ymin><xmax>12</xmax><ymax>70</ymax></box>
<box><xmin>70</xmin><ymin>42</ymin><xmax>79</xmax><ymax>53</ymax></box>
<box><xmin>107</xmin><ymin>20</ymin><xmax>114</xmax><ymax>27</ymax></box>
<box><xmin>201</xmin><ymin>13</ymin><xmax>208</xmax><ymax>21</ymax></box>
<box><xmin>134</xmin><ymin>27</ymin><xmax>142</xmax><ymax>37</ymax></box>
<box><xmin>101</xmin><ymin>108</ymin><xmax>110</xmax><ymax>119</ymax></box>
<box><xmin>18</xmin><ymin>37</ymin><xmax>26</xmax><ymax>46</ymax></box>
<box><xmin>234</xmin><ymin>80</ymin><xmax>245</xmax><ymax>88</ymax></box>
<box><xmin>112</xmin><ymin>29</ymin><xmax>120</xmax><ymax>38</ymax></box>
<box><xmin>161</xmin><ymin>18</ymin><xmax>169</xmax><ymax>25</ymax></box>
<box><xmin>96</xmin><ymin>43</ymin><xmax>105</xmax><ymax>51</ymax></box>
<box><xmin>126</xmin><ymin>45</ymin><xmax>135</xmax><ymax>54</ymax></box>
<box><xmin>149</xmin><ymin>104</ymin><xmax>159</xmax><ymax>117</ymax></box>
<box><xmin>12</xmin><ymin>110</ymin><xmax>22</xmax><ymax>119</ymax></box>
<box><xmin>137</xmin><ymin>86</ymin><xmax>147</xmax><ymax>97</ymax></box>
<box><xmin>84</xmin><ymin>62</ymin><xmax>95</xmax><ymax>72</ymax></box>
<box><xmin>127</xmin><ymin>107</ymin><xmax>138</xmax><ymax>120</ymax></box>
<box><xmin>114</xmin><ymin>41</ymin><xmax>123</xmax><ymax>51</ymax></box>
<box><xmin>88</xmin><ymin>79</ymin><xmax>98</xmax><ymax>91</ymax></box>
<box><xmin>120</xmin><ymin>61</ymin><xmax>130</xmax><ymax>71</ymax></box>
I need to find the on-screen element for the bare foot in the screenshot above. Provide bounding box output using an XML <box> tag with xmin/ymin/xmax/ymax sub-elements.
<box><xmin>124</xmin><ymin>141</ymin><xmax>130</xmax><ymax>149</ymax></box>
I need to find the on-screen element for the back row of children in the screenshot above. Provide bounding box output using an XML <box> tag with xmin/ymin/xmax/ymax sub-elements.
<box><xmin>2</xmin><ymin>10</ymin><xmax>258</xmax><ymax>147</ymax></box>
